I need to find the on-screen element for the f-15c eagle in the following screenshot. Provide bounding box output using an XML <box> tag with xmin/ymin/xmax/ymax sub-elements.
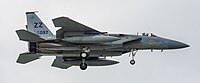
<box><xmin>16</xmin><ymin>12</ymin><xmax>189</xmax><ymax>70</ymax></box>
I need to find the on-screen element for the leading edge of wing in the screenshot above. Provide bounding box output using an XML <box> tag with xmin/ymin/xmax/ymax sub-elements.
<box><xmin>52</xmin><ymin>17</ymin><xmax>101</xmax><ymax>33</ymax></box>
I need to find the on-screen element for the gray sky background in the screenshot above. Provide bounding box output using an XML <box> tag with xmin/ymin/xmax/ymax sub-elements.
<box><xmin>0</xmin><ymin>0</ymin><xmax>199</xmax><ymax>83</ymax></box>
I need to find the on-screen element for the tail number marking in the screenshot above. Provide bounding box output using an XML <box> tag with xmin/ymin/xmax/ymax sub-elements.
<box><xmin>37</xmin><ymin>30</ymin><xmax>48</xmax><ymax>34</ymax></box>
<box><xmin>34</xmin><ymin>22</ymin><xmax>43</xmax><ymax>28</ymax></box>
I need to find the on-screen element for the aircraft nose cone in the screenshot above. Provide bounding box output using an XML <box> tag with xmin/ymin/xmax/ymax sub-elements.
<box><xmin>167</xmin><ymin>40</ymin><xmax>189</xmax><ymax>49</ymax></box>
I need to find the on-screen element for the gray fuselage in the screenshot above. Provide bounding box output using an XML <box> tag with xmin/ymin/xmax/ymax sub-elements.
<box><xmin>38</xmin><ymin>34</ymin><xmax>189</xmax><ymax>57</ymax></box>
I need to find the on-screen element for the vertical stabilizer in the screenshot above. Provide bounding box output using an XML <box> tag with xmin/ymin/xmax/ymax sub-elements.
<box><xmin>26</xmin><ymin>12</ymin><xmax>55</xmax><ymax>40</ymax></box>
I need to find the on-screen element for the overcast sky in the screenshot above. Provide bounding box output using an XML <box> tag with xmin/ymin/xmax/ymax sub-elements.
<box><xmin>0</xmin><ymin>0</ymin><xmax>199</xmax><ymax>83</ymax></box>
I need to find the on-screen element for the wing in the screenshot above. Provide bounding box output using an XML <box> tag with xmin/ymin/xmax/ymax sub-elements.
<box><xmin>52</xmin><ymin>17</ymin><xmax>101</xmax><ymax>38</ymax></box>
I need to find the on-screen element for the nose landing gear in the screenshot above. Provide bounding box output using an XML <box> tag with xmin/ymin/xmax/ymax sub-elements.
<box><xmin>129</xmin><ymin>49</ymin><xmax>138</xmax><ymax>65</ymax></box>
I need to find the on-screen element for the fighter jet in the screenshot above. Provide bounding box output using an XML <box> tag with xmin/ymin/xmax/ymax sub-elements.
<box><xmin>16</xmin><ymin>12</ymin><xmax>189</xmax><ymax>70</ymax></box>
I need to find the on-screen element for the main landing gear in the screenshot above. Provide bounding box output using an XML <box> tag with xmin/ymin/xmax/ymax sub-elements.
<box><xmin>129</xmin><ymin>49</ymin><xmax>138</xmax><ymax>65</ymax></box>
<box><xmin>79</xmin><ymin>47</ymin><xmax>90</xmax><ymax>70</ymax></box>
<box><xmin>80</xmin><ymin>59</ymin><xmax>87</xmax><ymax>70</ymax></box>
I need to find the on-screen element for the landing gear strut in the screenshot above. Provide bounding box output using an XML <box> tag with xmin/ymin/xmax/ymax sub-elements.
<box><xmin>79</xmin><ymin>47</ymin><xmax>90</xmax><ymax>70</ymax></box>
<box><xmin>129</xmin><ymin>49</ymin><xmax>138</xmax><ymax>65</ymax></box>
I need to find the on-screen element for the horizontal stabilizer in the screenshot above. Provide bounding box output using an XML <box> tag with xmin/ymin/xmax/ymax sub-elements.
<box><xmin>16</xmin><ymin>53</ymin><xmax>41</xmax><ymax>64</ymax></box>
<box><xmin>51</xmin><ymin>57</ymin><xmax>72</xmax><ymax>69</ymax></box>
<box><xmin>16</xmin><ymin>29</ymin><xmax>45</xmax><ymax>42</ymax></box>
